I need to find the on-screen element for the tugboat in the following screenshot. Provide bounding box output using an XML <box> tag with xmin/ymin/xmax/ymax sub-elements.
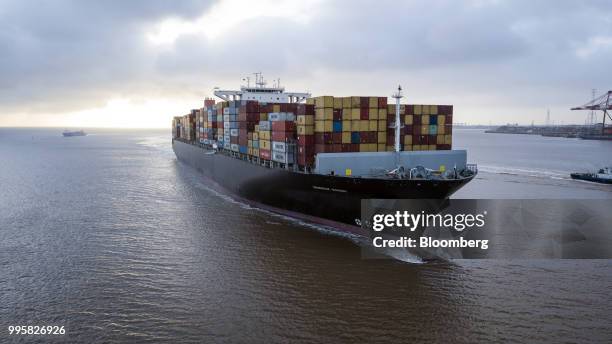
<box><xmin>62</xmin><ymin>130</ymin><xmax>87</xmax><ymax>137</ymax></box>
<box><xmin>571</xmin><ymin>167</ymin><xmax>612</xmax><ymax>184</ymax></box>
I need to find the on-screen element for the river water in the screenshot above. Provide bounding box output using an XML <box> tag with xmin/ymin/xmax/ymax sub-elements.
<box><xmin>0</xmin><ymin>128</ymin><xmax>610</xmax><ymax>343</ymax></box>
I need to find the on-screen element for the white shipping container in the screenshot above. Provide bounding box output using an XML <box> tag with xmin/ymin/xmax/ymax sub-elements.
<box><xmin>231</xmin><ymin>143</ymin><xmax>239</xmax><ymax>152</ymax></box>
<box><xmin>272</xmin><ymin>141</ymin><xmax>287</xmax><ymax>153</ymax></box>
<box><xmin>223</xmin><ymin>115</ymin><xmax>230</xmax><ymax>122</ymax></box>
<box><xmin>259</xmin><ymin>121</ymin><xmax>271</xmax><ymax>131</ymax></box>
<box><xmin>223</xmin><ymin>108</ymin><xmax>230</xmax><ymax>115</ymax></box>
<box><xmin>223</xmin><ymin>122</ymin><xmax>230</xmax><ymax>129</ymax></box>
<box><xmin>272</xmin><ymin>151</ymin><xmax>295</xmax><ymax>164</ymax></box>
<box><xmin>230</xmin><ymin>129</ymin><xmax>239</xmax><ymax>137</ymax></box>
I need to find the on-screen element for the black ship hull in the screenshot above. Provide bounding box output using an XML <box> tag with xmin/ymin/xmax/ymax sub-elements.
<box><xmin>570</xmin><ymin>173</ymin><xmax>612</xmax><ymax>184</ymax></box>
<box><xmin>173</xmin><ymin>140</ymin><xmax>474</xmax><ymax>236</ymax></box>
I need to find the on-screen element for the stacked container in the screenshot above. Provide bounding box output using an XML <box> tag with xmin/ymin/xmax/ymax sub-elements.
<box><xmin>387</xmin><ymin>104</ymin><xmax>453</xmax><ymax>151</ymax></box>
<box><xmin>270</xmin><ymin>113</ymin><xmax>296</xmax><ymax>164</ymax></box>
<box><xmin>297</xmin><ymin>104</ymin><xmax>315</xmax><ymax>167</ymax></box>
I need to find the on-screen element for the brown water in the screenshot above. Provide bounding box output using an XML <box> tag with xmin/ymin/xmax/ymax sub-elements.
<box><xmin>1</xmin><ymin>128</ymin><xmax>610</xmax><ymax>343</ymax></box>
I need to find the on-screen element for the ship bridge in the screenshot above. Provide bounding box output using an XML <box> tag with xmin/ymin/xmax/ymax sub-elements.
<box><xmin>214</xmin><ymin>73</ymin><xmax>310</xmax><ymax>103</ymax></box>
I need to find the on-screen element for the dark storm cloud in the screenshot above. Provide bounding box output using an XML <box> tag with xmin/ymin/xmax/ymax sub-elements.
<box><xmin>1</xmin><ymin>0</ymin><xmax>611</xmax><ymax>121</ymax></box>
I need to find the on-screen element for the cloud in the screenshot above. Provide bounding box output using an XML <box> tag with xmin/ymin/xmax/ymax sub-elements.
<box><xmin>1</xmin><ymin>0</ymin><xmax>611</xmax><ymax>125</ymax></box>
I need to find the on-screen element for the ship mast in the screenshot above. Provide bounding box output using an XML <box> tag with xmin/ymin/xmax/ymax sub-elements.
<box><xmin>392</xmin><ymin>85</ymin><xmax>404</xmax><ymax>168</ymax></box>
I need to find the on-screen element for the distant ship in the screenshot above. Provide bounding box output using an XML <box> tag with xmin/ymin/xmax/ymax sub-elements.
<box><xmin>571</xmin><ymin>167</ymin><xmax>612</xmax><ymax>184</ymax></box>
<box><xmin>62</xmin><ymin>130</ymin><xmax>86</xmax><ymax>137</ymax></box>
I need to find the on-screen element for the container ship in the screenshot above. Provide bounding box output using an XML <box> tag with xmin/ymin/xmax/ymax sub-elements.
<box><xmin>172</xmin><ymin>75</ymin><xmax>477</xmax><ymax>236</ymax></box>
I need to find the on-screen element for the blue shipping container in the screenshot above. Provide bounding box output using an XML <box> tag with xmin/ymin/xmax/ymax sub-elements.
<box><xmin>429</xmin><ymin>115</ymin><xmax>437</xmax><ymax>125</ymax></box>
<box><xmin>351</xmin><ymin>132</ymin><xmax>360</xmax><ymax>144</ymax></box>
<box><xmin>239</xmin><ymin>146</ymin><xmax>248</xmax><ymax>154</ymax></box>
<box><xmin>429</xmin><ymin>125</ymin><xmax>438</xmax><ymax>135</ymax></box>
<box><xmin>333</xmin><ymin>121</ymin><xmax>342</xmax><ymax>132</ymax></box>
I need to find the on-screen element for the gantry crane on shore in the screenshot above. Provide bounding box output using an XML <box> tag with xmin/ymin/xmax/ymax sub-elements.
<box><xmin>571</xmin><ymin>90</ymin><xmax>611</xmax><ymax>135</ymax></box>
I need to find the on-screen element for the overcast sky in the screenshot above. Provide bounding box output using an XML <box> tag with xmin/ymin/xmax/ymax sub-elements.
<box><xmin>1</xmin><ymin>0</ymin><xmax>611</xmax><ymax>127</ymax></box>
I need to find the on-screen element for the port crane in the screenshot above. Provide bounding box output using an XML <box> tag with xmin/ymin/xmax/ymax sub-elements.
<box><xmin>571</xmin><ymin>90</ymin><xmax>611</xmax><ymax>135</ymax></box>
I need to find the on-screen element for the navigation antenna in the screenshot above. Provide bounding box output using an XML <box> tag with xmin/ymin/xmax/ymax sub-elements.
<box><xmin>391</xmin><ymin>85</ymin><xmax>405</xmax><ymax>168</ymax></box>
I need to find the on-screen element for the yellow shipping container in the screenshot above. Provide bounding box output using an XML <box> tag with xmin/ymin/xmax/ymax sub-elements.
<box><xmin>273</xmin><ymin>104</ymin><xmax>281</xmax><ymax>112</ymax></box>
<box><xmin>333</xmin><ymin>97</ymin><xmax>343</xmax><ymax>109</ymax></box>
<box><xmin>369</xmin><ymin>120</ymin><xmax>378</xmax><ymax>131</ymax></box>
<box><xmin>315</xmin><ymin>96</ymin><xmax>333</xmax><ymax>109</ymax></box>
<box><xmin>298</xmin><ymin>115</ymin><xmax>314</xmax><ymax>125</ymax></box>
<box><xmin>253</xmin><ymin>148</ymin><xmax>259</xmax><ymax>157</ymax></box>
<box><xmin>248</xmin><ymin>147</ymin><xmax>253</xmax><ymax>155</ymax></box>
<box><xmin>404</xmin><ymin>144</ymin><xmax>413</xmax><ymax>151</ymax></box>
<box><xmin>254</xmin><ymin>125</ymin><xmax>259</xmax><ymax>132</ymax></box>
<box><xmin>260</xmin><ymin>113</ymin><xmax>268</xmax><ymax>121</ymax></box>
<box><xmin>438</xmin><ymin>125</ymin><xmax>445</xmax><ymax>135</ymax></box>
<box><xmin>359</xmin><ymin>120</ymin><xmax>370</xmax><ymax>131</ymax></box>
<box><xmin>248</xmin><ymin>132</ymin><xmax>253</xmax><ymax>140</ymax></box>
<box><xmin>248</xmin><ymin>139</ymin><xmax>252</xmax><ymax>147</ymax></box>
<box><xmin>414</xmin><ymin>104</ymin><xmax>422</xmax><ymax>115</ymax></box>
<box><xmin>370</xmin><ymin>143</ymin><xmax>377</xmax><ymax>151</ymax></box>
<box><xmin>351</xmin><ymin>96</ymin><xmax>361</xmax><ymax>108</ymax></box>
<box><xmin>359</xmin><ymin>144</ymin><xmax>368</xmax><ymax>152</ymax></box>
<box><xmin>437</xmin><ymin>135</ymin><xmax>445</xmax><ymax>144</ymax></box>
<box><xmin>378</xmin><ymin>131</ymin><xmax>386</xmax><ymax>143</ymax></box>
<box><xmin>351</xmin><ymin>121</ymin><xmax>360</xmax><ymax>131</ymax></box>
<box><xmin>379</xmin><ymin>108</ymin><xmax>387</xmax><ymax>120</ymax></box>
<box><xmin>387</xmin><ymin>146</ymin><xmax>394</xmax><ymax>151</ymax></box>
<box><xmin>342</xmin><ymin>132</ymin><xmax>351</xmax><ymax>144</ymax></box>
<box><xmin>342</xmin><ymin>120</ymin><xmax>351</xmax><ymax>132</ymax></box>
<box><xmin>422</xmin><ymin>114</ymin><xmax>430</xmax><ymax>125</ymax></box>
<box><xmin>445</xmin><ymin>135</ymin><xmax>452</xmax><ymax>145</ymax></box>
<box><xmin>378</xmin><ymin>120</ymin><xmax>386</xmax><ymax>132</ymax></box>
<box><xmin>421</xmin><ymin>125</ymin><xmax>429</xmax><ymax>134</ymax></box>
<box><xmin>325</xmin><ymin>120</ymin><xmax>333</xmax><ymax>132</ymax></box>
<box><xmin>341</xmin><ymin>109</ymin><xmax>351</xmax><ymax>121</ymax></box>
<box><xmin>315</xmin><ymin>120</ymin><xmax>324</xmax><ymax>132</ymax></box>
<box><xmin>260</xmin><ymin>131</ymin><xmax>270</xmax><ymax>140</ymax></box>
<box><xmin>404</xmin><ymin>115</ymin><xmax>413</xmax><ymax>125</ymax></box>
<box><xmin>404</xmin><ymin>135</ymin><xmax>413</xmax><ymax>145</ymax></box>
<box><xmin>387</xmin><ymin>104</ymin><xmax>395</xmax><ymax>114</ymax></box>
<box><xmin>369</xmin><ymin>108</ymin><xmax>379</xmax><ymax>120</ymax></box>
<box><xmin>298</xmin><ymin>125</ymin><xmax>314</xmax><ymax>135</ymax></box>
<box><xmin>430</xmin><ymin>105</ymin><xmax>438</xmax><ymax>115</ymax></box>
<box><xmin>260</xmin><ymin>140</ymin><xmax>271</xmax><ymax>150</ymax></box>
<box><xmin>369</xmin><ymin>97</ymin><xmax>378</xmax><ymax>108</ymax></box>
<box><xmin>315</xmin><ymin>108</ymin><xmax>332</xmax><ymax>120</ymax></box>
<box><xmin>351</xmin><ymin>108</ymin><xmax>360</xmax><ymax>120</ymax></box>
<box><xmin>438</xmin><ymin>115</ymin><xmax>445</xmax><ymax>126</ymax></box>
<box><xmin>306</xmin><ymin>98</ymin><xmax>315</xmax><ymax>105</ymax></box>
<box><xmin>429</xmin><ymin>145</ymin><xmax>437</xmax><ymax>150</ymax></box>
<box><xmin>342</xmin><ymin>97</ymin><xmax>351</xmax><ymax>108</ymax></box>
<box><xmin>378</xmin><ymin>144</ymin><xmax>386</xmax><ymax>152</ymax></box>
<box><xmin>253</xmin><ymin>132</ymin><xmax>259</xmax><ymax>140</ymax></box>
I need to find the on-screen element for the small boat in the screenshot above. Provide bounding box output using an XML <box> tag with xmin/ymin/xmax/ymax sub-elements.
<box><xmin>62</xmin><ymin>130</ymin><xmax>87</xmax><ymax>137</ymax></box>
<box><xmin>571</xmin><ymin>167</ymin><xmax>612</xmax><ymax>184</ymax></box>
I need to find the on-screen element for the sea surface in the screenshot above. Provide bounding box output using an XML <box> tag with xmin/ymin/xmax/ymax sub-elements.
<box><xmin>0</xmin><ymin>128</ymin><xmax>610</xmax><ymax>343</ymax></box>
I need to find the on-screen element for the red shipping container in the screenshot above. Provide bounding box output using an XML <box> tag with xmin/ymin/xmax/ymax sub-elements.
<box><xmin>445</xmin><ymin>115</ymin><xmax>453</xmax><ymax>125</ymax></box>
<box><xmin>378</xmin><ymin>97</ymin><xmax>387</xmax><ymax>108</ymax></box>
<box><xmin>239</xmin><ymin>136</ymin><xmax>248</xmax><ymax>146</ymax></box>
<box><xmin>360</xmin><ymin>97</ymin><xmax>369</xmax><ymax>108</ymax></box>
<box><xmin>332</xmin><ymin>132</ymin><xmax>342</xmax><ymax>144</ymax></box>
<box><xmin>414</xmin><ymin>114</ymin><xmax>421</xmax><ymax>125</ymax></box>
<box><xmin>298</xmin><ymin>135</ymin><xmax>315</xmax><ymax>146</ymax></box>
<box><xmin>341</xmin><ymin>144</ymin><xmax>352</xmax><ymax>152</ymax></box>
<box><xmin>360</xmin><ymin>132</ymin><xmax>369</xmax><ymax>144</ymax></box>
<box><xmin>332</xmin><ymin>144</ymin><xmax>342</xmax><ymax>153</ymax></box>
<box><xmin>204</xmin><ymin>99</ymin><xmax>215</xmax><ymax>108</ymax></box>
<box><xmin>429</xmin><ymin>135</ymin><xmax>437</xmax><ymax>144</ymax></box>
<box><xmin>298</xmin><ymin>145</ymin><xmax>315</xmax><ymax>156</ymax></box>
<box><xmin>247</xmin><ymin>112</ymin><xmax>260</xmax><ymax>122</ymax></box>
<box><xmin>246</xmin><ymin>101</ymin><xmax>259</xmax><ymax>112</ymax></box>
<box><xmin>298</xmin><ymin>155</ymin><xmax>315</xmax><ymax>166</ymax></box>
<box><xmin>272</xmin><ymin>131</ymin><xmax>295</xmax><ymax>141</ymax></box>
<box><xmin>239</xmin><ymin>129</ymin><xmax>247</xmax><ymax>137</ymax></box>
<box><xmin>297</xmin><ymin>104</ymin><xmax>315</xmax><ymax>116</ymax></box>
<box><xmin>404</xmin><ymin>124</ymin><xmax>413</xmax><ymax>134</ymax></box>
<box><xmin>405</xmin><ymin>105</ymin><xmax>414</xmax><ymax>115</ymax></box>
<box><xmin>260</xmin><ymin>149</ymin><xmax>271</xmax><ymax>160</ymax></box>
<box><xmin>272</xmin><ymin>121</ymin><xmax>296</xmax><ymax>132</ymax></box>
<box><xmin>314</xmin><ymin>133</ymin><xmax>333</xmax><ymax>144</ymax></box>
<box><xmin>230</xmin><ymin>136</ymin><xmax>238</xmax><ymax>144</ymax></box>
<box><xmin>333</xmin><ymin>109</ymin><xmax>342</xmax><ymax>121</ymax></box>
<box><xmin>437</xmin><ymin>144</ymin><xmax>451</xmax><ymax>150</ymax></box>
<box><xmin>360</xmin><ymin>108</ymin><xmax>369</xmax><ymax>120</ymax></box>
<box><xmin>350</xmin><ymin>144</ymin><xmax>359</xmax><ymax>151</ymax></box>
<box><xmin>315</xmin><ymin>144</ymin><xmax>333</xmax><ymax>153</ymax></box>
